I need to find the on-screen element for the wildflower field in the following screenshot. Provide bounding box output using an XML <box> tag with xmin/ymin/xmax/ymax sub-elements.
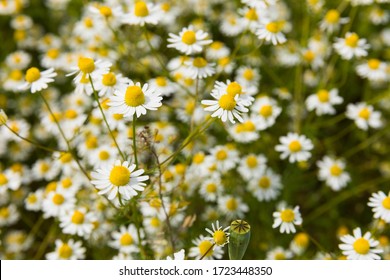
<box><xmin>0</xmin><ymin>0</ymin><xmax>390</xmax><ymax>260</ymax></box>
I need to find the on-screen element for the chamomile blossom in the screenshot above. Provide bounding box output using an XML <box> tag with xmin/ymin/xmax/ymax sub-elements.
<box><xmin>319</xmin><ymin>9</ymin><xmax>349</xmax><ymax>34</ymax></box>
<box><xmin>188</xmin><ymin>234</ymin><xmax>224</xmax><ymax>260</ymax></box>
<box><xmin>218</xmin><ymin>195</ymin><xmax>249</xmax><ymax>219</ymax></box>
<box><xmin>272</xmin><ymin>203</ymin><xmax>302</xmax><ymax>234</ymax></box>
<box><xmin>42</xmin><ymin>190</ymin><xmax>76</xmax><ymax>218</ymax></box>
<box><xmin>94</xmin><ymin>72</ymin><xmax>130</xmax><ymax>97</ymax></box>
<box><xmin>167</xmin><ymin>25</ymin><xmax>212</xmax><ymax>55</ymax></box>
<box><xmin>183</xmin><ymin>57</ymin><xmax>215</xmax><ymax>79</ymax></box>
<box><xmin>368</xmin><ymin>191</ymin><xmax>390</xmax><ymax>222</ymax></box>
<box><xmin>339</xmin><ymin>227</ymin><xmax>382</xmax><ymax>260</ymax></box>
<box><xmin>235</xmin><ymin>66</ymin><xmax>261</xmax><ymax>88</ymax></box>
<box><xmin>148</xmin><ymin>76</ymin><xmax>176</xmax><ymax>97</ymax></box>
<box><xmin>5</xmin><ymin>50</ymin><xmax>31</xmax><ymax>69</ymax></box>
<box><xmin>208</xmin><ymin>145</ymin><xmax>239</xmax><ymax>173</ymax></box>
<box><xmin>305</xmin><ymin>88</ymin><xmax>343</xmax><ymax>116</ymax></box>
<box><xmin>290</xmin><ymin>232</ymin><xmax>310</xmax><ymax>255</ymax></box>
<box><xmin>59</xmin><ymin>207</ymin><xmax>95</xmax><ymax>237</ymax></box>
<box><xmin>275</xmin><ymin>132</ymin><xmax>314</xmax><ymax>163</ymax></box>
<box><xmin>317</xmin><ymin>156</ymin><xmax>350</xmax><ymax>191</ymax></box>
<box><xmin>251</xmin><ymin>96</ymin><xmax>282</xmax><ymax>130</ymax></box>
<box><xmin>238</xmin><ymin>153</ymin><xmax>267</xmax><ymax>181</ymax></box>
<box><xmin>205</xmin><ymin>220</ymin><xmax>230</xmax><ymax>247</ymax></box>
<box><xmin>121</xmin><ymin>1</ymin><xmax>162</xmax><ymax>26</ymax></box>
<box><xmin>256</xmin><ymin>20</ymin><xmax>287</xmax><ymax>45</ymax></box>
<box><xmin>266</xmin><ymin>247</ymin><xmax>294</xmax><ymax>260</ymax></box>
<box><xmin>346</xmin><ymin>102</ymin><xmax>382</xmax><ymax>130</ymax></box>
<box><xmin>333</xmin><ymin>32</ymin><xmax>370</xmax><ymax>60</ymax></box>
<box><xmin>109</xmin><ymin>224</ymin><xmax>140</xmax><ymax>254</ymax></box>
<box><xmin>199</xmin><ymin>177</ymin><xmax>222</xmax><ymax>202</ymax></box>
<box><xmin>67</xmin><ymin>56</ymin><xmax>111</xmax><ymax>83</ymax></box>
<box><xmin>19</xmin><ymin>67</ymin><xmax>57</xmax><ymax>93</ymax></box>
<box><xmin>220</xmin><ymin>12</ymin><xmax>246</xmax><ymax>37</ymax></box>
<box><xmin>24</xmin><ymin>189</ymin><xmax>44</xmax><ymax>212</ymax></box>
<box><xmin>91</xmin><ymin>160</ymin><xmax>149</xmax><ymax>201</ymax></box>
<box><xmin>228</xmin><ymin>118</ymin><xmax>259</xmax><ymax>143</ymax></box>
<box><xmin>46</xmin><ymin>239</ymin><xmax>86</xmax><ymax>260</ymax></box>
<box><xmin>206</xmin><ymin>41</ymin><xmax>230</xmax><ymax>59</ymax></box>
<box><xmin>0</xmin><ymin>204</ymin><xmax>19</xmax><ymax>227</ymax></box>
<box><xmin>356</xmin><ymin>59</ymin><xmax>388</xmax><ymax>82</ymax></box>
<box><xmin>248</xmin><ymin>168</ymin><xmax>282</xmax><ymax>202</ymax></box>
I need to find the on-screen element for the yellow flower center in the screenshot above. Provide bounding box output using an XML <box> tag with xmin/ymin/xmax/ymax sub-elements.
<box><xmin>246</xmin><ymin>155</ymin><xmax>258</xmax><ymax>168</ymax></box>
<box><xmin>274</xmin><ymin>252</ymin><xmax>286</xmax><ymax>260</ymax></box>
<box><xmin>163</xmin><ymin>170</ymin><xmax>174</xmax><ymax>181</ymax></box>
<box><xmin>40</xmin><ymin>162</ymin><xmax>50</xmax><ymax>173</ymax></box>
<box><xmin>150</xmin><ymin>217</ymin><xmax>161</xmax><ymax>227</ymax></box>
<box><xmin>78</xmin><ymin>57</ymin><xmax>95</xmax><ymax>73</ymax></box>
<box><xmin>193</xmin><ymin>153</ymin><xmax>205</xmax><ymax>164</ymax></box>
<box><xmin>182</xmin><ymin>30</ymin><xmax>197</xmax><ymax>45</ymax></box>
<box><xmin>382</xmin><ymin>197</ymin><xmax>390</xmax><ymax>210</ymax></box>
<box><xmin>25</xmin><ymin>67</ymin><xmax>41</xmax><ymax>83</ymax></box>
<box><xmin>149</xmin><ymin>198</ymin><xmax>162</xmax><ymax>208</ymax></box>
<box><xmin>102</xmin><ymin>72</ymin><xmax>117</xmax><ymax>86</ymax></box>
<box><xmin>175</xmin><ymin>163</ymin><xmax>186</xmax><ymax>175</ymax></box>
<box><xmin>280</xmin><ymin>209</ymin><xmax>295</xmax><ymax>222</ymax></box>
<box><xmin>161</xmin><ymin>3</ymin><xmax>170</xmax><ymax>12</ymax></box>
<box><xmin>134</xmin><ymin>1</ymin><xmax>149</xmax><ymax>17</ymax></box>
<box><xmin>113</xmin><ymin>113</ymin><xmax>123</xmax><ymax>120</ymax></box>
<box><xmin>45</xmin><ymin>182</ymin><xmax>57</xmax><ymax>194</ymax></box>
<box><xmin>71</xmin><ymin>210</ymin><xmax>85</xmax><ymax>224</ymax></box>
<box><xmin>99</xmin><ymin>150</ymin><xmax>110</xmax><ymax>160</ymax></box>
<box><xmin>367</xmin><ymin>59</ymin><xmax>380</xmax><ymax>70</ymax></box>
<box><xmin>27</xmin><ymin>194</ymin><xmax>37</xmax><ymax>204</ymax></box>
<box><xmin>0</xmin><ymin>173</ymin><xmax>8</xmax><ymax>185</ymax></box>
<box><xmin>85</xmin><ymin>136</ymin><xmax>98</xmax><ymax>149</ymax></box>
<box><xmin>206</xmin><ymin>183</ymin><xmax>217</xmax><ymax>193</ymax></box>
<box><xmin>358</xmin><ymin>108</ymin><xmax>371</xmax><ymax>120</ymax></box>
<box><xmin>218</xmin><ymin>94</ymin><xmax>236</xmax><ymax>111</ymax></box>
<box><xmin>60</xmin><ymin>153</ymin><xmax>72</xmax><ymax>163</ymax></box>
<box><xmin>192</xmin><ymin>57</ymin><xmax>207</xmax><ymax>68</ymax></box>
<box><xmin>125</xmin><ymin>85</ymin><xmax>145</xmax><ymax>107</ymax></box>
<box><xmin>243</xmin><ymin>69</ymin><xmax>254</xmax><ymax>81</ymax></box>
<box><xmin>245</xmin><ymin>8</ymin><xmax>258</xmax><ymax>21</ymax></box>
<box><xmin>294</xmin><ymin>232</ymin><xmax>309</xmax><ymax>247</ymax></box>
<box><xmin>47</xmin><ymin>48</ymin><xmax>59</xmax><ymax>59</ymax></box>
<box><xmin>61</xmin><ymin>178</ymin><xmax>72</xmax><ymax>189</ymax></box>
<box><xmin>258</xmin><ymin>176</ymin><xmax>271</xmax><ymax>189</ymax></box>
<box><xmin>99</xmin><ymin>6</ymin><xmax>112</xmax><ymax>17</ymax></box>
<box><xmin>216</xmin><ymin>150</ymin><xmax>227</xmax><ymax>160</ymax></box>
<box><xmin>213</xmin><ymin>230</ymin><xmax>227</xmax><ymax>245</ymax></box>
<box><xmin>325</xmin><ymin>10</ymin><xmax>340</xmax><ymax>24</ymax></box>
<box><xmin>226</xmin><ymin>198</ymin><xmax>238</xmax><ymax>211</ymax></box>
<box><xmin>317</xmin><ymin>89</ymin><xmax>329</xmax><ymax>103</ymax></box>
<box><xmin>0</xmin><ymin>207</ymin><xmax>9</xmax><ymax>218</ymax></box>
<box><xmin>210</xmin><ymin>41</ymin><xmax>223</xmax><ymax>50</ymax></box>
<box><xmin>199</xmin><ymin>240</ymin><xmax>214</xmax><ymax>257</ymax></box>
<box><xmin>58</xmin><ymin>244</ymin><xmax>73</xmax><ymax>259</ymax></box>
<box><xmin>353</xmin><ymin>238</ymin><xmax>370</xmax><ymax>255</ymax></box>
<box><xmin>84</xmin><ymin>17</ymin><xmax>94</xmax><ymax>28</ymax></box>
<box><xmin>266</xmin><ymin>22</ymin><xmax>282</xmax><ymax>33</ymax></box>
<box><xmin>52</xmin><ymin>193</ymin><xmax>65</xmax><ymax>205</ymax></box>
<box><xmin>109</xmin><ymin>165</ymin><xmax>130</xmax><ymax>186</ymax></box>
<box><xmin>10</xmin><ymin>69</ymin><xmax>23</xmax><ymax>80</ymax></box>
<box><xmin>65</xmin><ymin>109</ymin><xmax>78</xmax><ymax>119</ymax></box>
<box><xmin>330</xmin><ymin>164</ymin><xmax>342</xmax><ymax>176</ymax></box>
<box><xmin>303</xmin><ymin>50</ymin><xmax>315</xmax><ymax>62</ymax></box>
<box><xmin>155</xmin><ymin>76</ymin><xmax>167</xmax><ymax>87</ymax></box>
<box><xmin>185</xmin><ymin>100</ymin><xmax>195</xmax><ymax>114</ymax></box>
<box><xmin>218</xmin><ymin>57</ymin><xmax>230</xmax><ymax>67</ymax></box>
<box><xmin>226</xmin><ymin>82</ymin><xmax>242</xmax><ymax>96</ymax></box>
<box><xmin>259</xmin><ymin>105</ymin><xmax>273</xmax><ymax>117</ymax></box>
<box><xmin>345</xmin><ymin>33</ymin><xmax>359</xmax><ymax>48</ymax></box>
<box><xmin>288</xmin><ymin>140</ymin><xmax>302</xmax><ymax>152</ymax></box>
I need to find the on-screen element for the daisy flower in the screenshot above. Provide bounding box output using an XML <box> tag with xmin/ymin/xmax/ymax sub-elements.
<box><xmin>188</xmin><ymin>234</ymin><xmax>224</xmax><ymax>260</ymax></box>
<box><xmin>235</xmin><ymin>66</ymin><xmax>261</xmax><ymax>88</ymax></box>
<box><xmin>5</xmin><ymin>50</ymin><xmax>31</xmax><ymax>69</ymax></box>
<box><xmin>346</xmin><ymin>102</ymin><xmax>382</xmax><ymax>130</ymax></box>
<box><xmin>368</xmin><ymin>191</ymin><xmax>390</xmax><ymax>222</ymax></box>
<box><xmin>202</xmin><ymin>83</ymin><xmax>249</xmax><ymax>124</ymax></box>
<box><xmin>205</xmin><ymin>220</ymin><xmax>230</xmax><ymax>247</ymax></box>
<box><xmin>109</xmin><ymin>224</ymin><xmax>140</xmax><ymax>254</ymax></box>
<box><xmin>305</xmin><ymin>88</ymin><xmax>343</xmax><ymax>116</ymax></box>
<box><xmin>317</xmin><ymin>156</ymin><xmax>351</xmax><ymax>191</ymax></box>
<box><xmin>0</xmin><ymin>204</ymin><xmax>19</xmax><ymax>227</ymax></box>
<box><xmin>206</xmin><ymin>41</ymin><xmax>230</xmax><ymax>60</ymax></box>
<box><xmin>218</xmin><ymin>195</ymin><xmax>249</xmax><ymax>219</ymax></box>
<box><xmin>256</xmin><ymin>20</ymin><xmax>287</xmax><ymax>45</ymax></box>
<box><xmin>167</xmin><ymin>25</ymin><xmax>212</xmax><ymax>55</ymax></box>
<box><xmin>0</xmin><ymin>169</ymin><xmax>21</xmax><ymax>191</ymax></box>
<box><xmin>91</xmin><ymin>160</ymin><xmax>149</xmax><ymax>201</ymax></box>
<box><xmin>333</xmin><ymin>32</ymin><xmax>370</xmax><ymax>60</ymax></box>
<box><xmin>272</xmin><ymin>203</ymin><xmax>302</xmax><ymax>234</ymax></box>
<box><xmin>94</xmin><ymin>72</ymin><xmax>130</xmax><ymax>97</ymax></box>
<box><xmin>319</xmin><ymin>9</ymin><xmax>349</xmax><ymax>34</ymax></box>
<box><xmin>251</xmin><ymin>96</ymin><xmax>282</xmax><ymax>130</ymax></box>
<box><xmin>121</xmin><ymin>1</ymin><xmax>162</xmax><ymax>26</ymax></box>
<box><xmin>339</xmin><ymin>228</ymin><xmax>383</xmax><ymax>260</ymax></box>
<box><xmin>59</xmin><ymin>208</ymin><xmax>95</xmax><ymax>238</ymax></box>
<box><xmin>19</xmin><ymin>67</ymin><xmax>57</xmax><ymax>94</ymax></box>
<box><xmin>46</xmin><ymin>239</ymin><xmax>86</xmax><ymax>260</ymax></box>
<box><xmin>199</xmin><ymin>177</ymin><xmax>222</xmax><ymax>202</ymax></box>
<box><xmin>67</xmin><ymin>56</ymin><xmax>111</xmax><ymax>83</ymax></box>
<box><xmin>290</xmin><ymin>232</ymin><xmax>310</xmax><ymax>255</ymax></box>
<box><xmin>183</xmin><ymin>57</ymin><xmax>216</xmax><ymax>79</ymax></box>
<box><xmin>42</xmin><ymin>190</ymin><xmax>76</xmax><ymax>218</ymax></box>
<box><xmin>266</xmin><ymin>247</ymin><xmax>294</xmax><ymax>260</ymax></box>
<box><xmin>228</xmin><ymin>118</ymin><xmax>259</xmax><ymax>143</ymax></box>
<box><xmin>220</xmin><ymin>12</ymin><xmax>246</xmax><ymax>37</ymax></box>
<box><xmin>24</xmin><ymin>189</ymin><xmax>44</xmax><ymax>212</ymax></box>
<box><xmin>109</xmin><ymin>80</ymin><xmax>163</xmax><ymax>119</ymax></box>
<box><xmin>237</xmin><ymin>153</ymin><xmax>267</xmax><ymax>181</ymax></box>
<box><xmin>148</xmin><ymin>76</ymin><xmax>176</xmax><ymax>97</ymax></box>
<box><xmin>248</xmin><ymin>168</ymin><xmax>282</xmax><ymax>202</ymax></box>
<box><xmin>208</xmin><ymin>145</ymin><xmax>239</xmax><ymax>173</ymax></box>
<box><xmin>275</xmin><ymin>132</ymin><xmax>314</xmax><ymax>163</ymax></box>
<box><xmin>356</xmin><ymin>59</ymin><xmax>388</xmax><ymax>82</ymax></box>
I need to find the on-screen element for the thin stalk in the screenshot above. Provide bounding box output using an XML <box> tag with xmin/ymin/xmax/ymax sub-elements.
<box><xmin>132</xmin><ymin>114</ymin><xmax>138</xmax><ymax>167</ymax></box>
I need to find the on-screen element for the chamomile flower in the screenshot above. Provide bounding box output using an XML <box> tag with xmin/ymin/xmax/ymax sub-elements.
<box><xmin>333</xmin><ymin>32</ymin><xmax>370</xmax><ymax>60</ymax></box>
<box><xmin>339</xmin><ymin>227</ymin><xmax>382</xmax><ymax>260</ymax></box>
<box><xmin>199</xmin><ymin>177</ymin><xmax>222</xmax><ymax>202</ymax></box>
<box><xmin>24</xmin><ymin>189</ymin><xmax>44</xmax><ymax>212</ymax></box>
<box><xmin>109</xmin><ymin>80</ymin><xmax>163</xmax><ymax>119</ymax></box>
<box><xmin>67</xmin><ymin>56</ymin><xmax>111</xmax><ymax>83</ymax></box>
<box><xmin>275</xmin><ymin>132</ymin><xmax>314</xmax><ymax>163</ymax></box>
<box><xmin>346</xmin><ymin>102</ymin><xmax>382</xmax><ymax>130</ymax></box>
<box><xmin>368</xmin><ymin>191</ymin><xmax>390</xmax><ymax>222</ymax></box>
<box><xmin>256</xmin><ymin>20</ymin><xmax>287</xmax><ymax>45</ymax></box>
<box><xmin>188</xmin><ymin>234</ymin><xmax>224</xmax><ymax>260</ymax></box>
<box><xmin>218</xmin><ymin>195</ymin><xmax>249</xmax><ymax>219</ymax></box>
<box><xmin>319</xmin><ymin>9</ymin><xmax>349</xmax><ymax>34</ymax></box>
<box><xmin>205</xmin><ymin>220</ymin><xmax>230</xmax><ymax>247</ymax></box>
<box><xmin>5</xmin><ymin>50</ymin><xmax>31</xmax><ymax>69</ymax></box>
<box><xmin>208</xmin><ymin>145</ymin><xmax>239</xmax><ymax>173</ymax></box>
<box><xmin>167</xmin><ymin>25</ymin><xmax>212</xmax><ymax>55</ymax></box>
<box><xmin>202</xmin><ymin>83</ymin><xmax>249</xmax><ymax>124</ymax></box>
<box><xmin>290</xmin><ymin>232</ymin><xmax>310</xmax><ymax>255</ymax></box>
<box><xmin>46</xmin><ymin>239</ymin><xmax>86</xmax><ymax>260</ymax></box>
<box><xmin>228</xmin><ymin>118</ymin><xmax>259</xmax><ymax>143</ymax></box>
<box><xmin>0</xmin><ymin>169</ymin><xmax>21</xmax><ymax>191</ymax></box>
<box><xmin>251</xmin><ymin>96</ymin><xmax>282</xmax><ymax>130</ymax></box>
<box><xmin>317</xmin><ymin>156</ymin><xmax>350</xmax><ymax>191</ymax></box>
<box><xmin>148</xmin><ymin>76</ymin><xmax>176</xmax><ymax>97</ymax></box>
<box><xmin>0</xmin><ymin>204</ymin><xmax>19</xmax><ymax>227</ymax></box>
<box><xmin>220</xmin><ymin>12</ymin><xmax>246</xmax><ymax>37</ymax></box>
<box><xmin>272</xmin><ymin>203</ymin><xmax>302</xmax><ymax>234</ymax></box>
<box><xmin>59</xmin><ymin>207</ymin><xmax>95</xmax><ymax>237</ymax></box>
<box><xmin>305</xmin><ymin>88</ymin><xmax>343</xmax><ymax>116</ymax></box>
<box><xmin>94</xmin><ymin>72</ymin><xmax>130</xmax><ymax>97</ymax></box>
<box><xmin>235</xmin><ymin>66</ymin><xmax>261</xmax><ymax>88</ymax></box>
<box><xmin>266</xmin><ymin>247</ymin><xmax>293</xmax><ymax>260</ymax></box>
<box><xmin>206</xmin><ymin>41</ymin><xmax>230</xmax><ymax>60</ymax></box>
<box><xmin>109</xmin><ymin>224</ymin><xmax>139</xmax><ymax>254</ymax></box>
<box><xmin>369</xmin><ymin>7</ymin><xmax>389</xmax><ymax>25</ymax></box>
<box><xmin>183</xmin><ymin>57</ymin><xmax>215</xmax><ymax>79</ymax></box>
<box><xmin>19</xmin><ymin>67</ymin><xmax>57</xmax><ymax>93</ymax></box>
<box><xmin>121</xmin><ymin>1</ymin><xmax>162</xmax><ymax>26</ymax></box>
<box><xmin>238</xmin><ymin>153</ymin><xmax>267</xmax><ymax>181</ymax></box>
<box><xmin>248</xmin><ymin>168</ymin><xmax>282</xmax><ymax>202</ymax></box>
<box><xmin>42</xmin><ymin>190</ymin><xmax>76</xmax><ymax>218</ymax></box>
<box><xmin>356</xmin><ymin>59</ymin><xmax>388</xmax><ymax>82</ymax></box>
<box><xmin>91</xmin><ymin>160</ymin><xmax>149</xmax><ymax>201</ymax></box>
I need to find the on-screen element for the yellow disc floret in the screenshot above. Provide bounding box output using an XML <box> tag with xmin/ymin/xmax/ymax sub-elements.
<box><xmin>71</xmin><ymin>210</ymin><xmax>85</xmax><ymax>224</ymax></box>
<box><xmin>260</xmin><ymin>105</ymin><xmax>273</xmax><ymax>117</ymax></box>
<box><xmin>109</xmin><ymin>165</ymin><xmax>130</xmax><ymax>186</ymax></box>
<box><xmin>330</xmin><ymin>164</ymin><xmax>342</xmax><ymax>176</ymax></box>
<box><xmin>58</xmin><ymin>243</ymin><xmax>73</xmax><ymax>259</ymax></box>
<box><xmin>353</xmin><ymin>238</ymin><xmax>370</xmax><ymax>255</ymax></box>
<box><xmin>226</xmin><ymin>198</ymin><xmax>238</xmax><ymax>211</ymax></box>
<box><xmin>192</xmin><ymin>57</ymin><xmax>207</xmax><ymax>68</ymax></box>
<box><xmin>280</xmin><ymin>209</ymin><xmax>295</xmax><ymax>222</ymax></box>
<box><xmin>25</xmin><ymin>67</ymin><xmax>41</xmax><ymax>83</ymax></box>
<box><xmin>213</xmin><ymin>230</ymin><xmax>227</xmax><ymax>246</ymax></box>
<box><xmin>218</xmin><ymin>94</ymin><xmax>236</xmax><ymax>111</ymax></box>
<box><xmin>382</xmin><ymin>197</ymin><xmax>390</xmax><ymax>210</ymax></box>
<box><xmin>102</xmin><ymin>72</ymin><xmax>117</xmax><ymax>86</ymax></box>
<box><xmin>134</xmin><ymin>1</ymin><xmax>149</xmax><ymax>17</ymax></box>
<box><xmin>78</xmin><ymin>57</ymin><xmax>95</xmax><ymax>73</ymax></box>
<box><xmin>125</xmin><ymin>85</ymin><xmax>145</xmax><ymax>107</ymax></box>
<box><xmin>367</xmin><ymin>59</ymin><xmax>380</xmax><ymax>70</ymax></box>
<box><xmin>246</xmin><ymin>155</ymin><xmax>258</xmax><ymax>168</ymax></box>
<box><xmin>345</xmin><ymin>33</ymin><xmax>359</xmax><ymax>48</ymax></box>
<box><xmin>52</xmin><ymin>193</ymin><xmax>65</xmax><ymax>205</ymax></box>
<box><xmin>226</xmin><ymin>82</ymin><xmax>242</xmax><ymax>96</ymax></box>
<box><xmin>358</xmin><ymin>108</ymin><xmax>371</xmax><ymax>120</ymax></box>
<box><xmin>288</xmin><ymin>140</ymin><xmax>302</xmax><ymax>152</ymax></box>
<box><xmin>258</xmin><ymin>176</ymin><xmax>271</xmax><ymax>189</ymax></box>
<box><xmin>199</xmin><ymin>240</ymin><xmax>214</xmax><ymax>257</ymax></box>
<box><xmin>325</xmin><ymin>9</ymin><xmax>340</xmax><ymax>24</ymax></box>
<box><xmin>317</xmin><ymin>89</ymin><xmax>330</xmax><ymax>103</ymax></box>
<box><xmin>182</xmin><ymin>30</ymin><xmax>196</xmax><ymax>45</ymax></box>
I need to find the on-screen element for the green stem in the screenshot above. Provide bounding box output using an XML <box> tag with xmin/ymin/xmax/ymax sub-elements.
<box><xmin>132</xmin><ymin>114</ymin><xmax>138</xmax><ymax>167</ymax></box>
<box><xmin>89</xmin><ymin>76</ymin><xmax>126</xmax><ymax>161</ymax></box>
